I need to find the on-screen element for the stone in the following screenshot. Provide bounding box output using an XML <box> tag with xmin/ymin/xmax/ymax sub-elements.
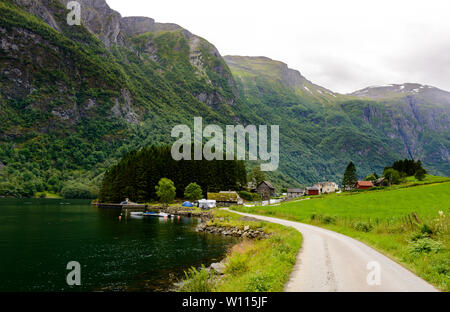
<box><xmin>210</xmin><ymin>262</ymin><xmax>226</xmax><ymax>274</ymax></box>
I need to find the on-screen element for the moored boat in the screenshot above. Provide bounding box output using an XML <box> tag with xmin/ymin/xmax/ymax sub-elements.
<box><xmin>143</xmin><ymin>212</ymin><xmax>172</xmax><ymax>218</ymax></box>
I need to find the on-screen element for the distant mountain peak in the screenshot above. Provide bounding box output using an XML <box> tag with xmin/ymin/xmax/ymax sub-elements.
<box><xmin>224</xmin><ymin>55</ymin><xmax>338</xmax><ymax>99</ymax></box>
<box><xmin>349</xmin><ymin>83</ymin><xmax>447</xmax><ymax>99</ymax></box>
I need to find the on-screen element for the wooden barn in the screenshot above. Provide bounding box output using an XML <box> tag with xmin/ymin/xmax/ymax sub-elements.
<box><xmin>256</xmin><ymin>181</ymin><xmax>275</xmax><ymax>200</ymax></box>
<box><xmin>306</xmin><ymin>186</ymin><xmax>320</xmax><ymax>196</ymax></box>
<box><xmin>355</xmin><ymin>181</ymin><xmax>374</xmax><ymax>189</ymax></box>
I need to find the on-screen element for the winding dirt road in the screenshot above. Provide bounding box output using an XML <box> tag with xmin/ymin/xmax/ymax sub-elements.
<box><xmin>226</xmin><ymin>209</ymin><xmax>438</xmax><ymax>292</ymax></box>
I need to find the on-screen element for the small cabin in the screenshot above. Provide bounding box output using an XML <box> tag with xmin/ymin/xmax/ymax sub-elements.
<box><xmin>374</xmin><ymin>178</ymin><xmax>386</xmax><ymax>187</ymax></box>
<box><xmin>256</xmin><ymin>181</ymin><xmax>275</xmax><ymax>200</ymax></box>
<box><xmin>355</xmin><ymin>181</ymin><xmax>374</xmax><ymax>189</ymax></box>
<box><xmin>287</xmin><ymin>188</ymin><xmax>304</xmax><ymax>199</ymax></box>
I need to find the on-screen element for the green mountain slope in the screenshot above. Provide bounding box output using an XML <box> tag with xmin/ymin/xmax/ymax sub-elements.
<box><xmin>225</xmin><ymin>56</ymin><xmax>402</xmax><ymax>184</ymax></box>
<box><xmin>226</xmin><ymin>56</ymin><xmax>449</xmax><ymax>182</ymax></box>
<box><xmin>0</xmin><ymin>0</ymin><xmax>241</xmax><ymax>197</ymax></box>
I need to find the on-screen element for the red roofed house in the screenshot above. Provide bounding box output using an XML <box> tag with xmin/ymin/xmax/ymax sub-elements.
<box><xmin>355</xmin><ymin>181</ymin><xmax>374</xmax><ymax>190</ymax></box>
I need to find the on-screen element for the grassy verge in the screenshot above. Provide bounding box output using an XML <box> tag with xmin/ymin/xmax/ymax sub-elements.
<box><xmin>34</xmin><ymin>192</ymin><xmax>63</xmax><ymax>199</ymax></box>
<box><xmin>232</xmin><ymin>182</ymin><xmax>450</xmax><ymax>291</ymax></box>
<box><xmin>178</xmin><ymin>209</ymin><xmax>302</xmax><ymax>292</ymax></box>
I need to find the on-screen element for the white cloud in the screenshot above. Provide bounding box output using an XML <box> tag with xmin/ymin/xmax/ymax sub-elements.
<box><xmin>106</xmin><ymin>0</ymin><xmax>450</xmax><ymax>93</ymax></box>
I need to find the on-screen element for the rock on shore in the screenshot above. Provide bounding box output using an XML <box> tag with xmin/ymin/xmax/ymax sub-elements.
<box><xmin>196</xmin><ymin>223</ymin><xmax>269</xmax><ymax>239</ymax></box>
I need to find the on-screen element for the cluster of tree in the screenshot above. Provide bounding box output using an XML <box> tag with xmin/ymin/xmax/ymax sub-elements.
<box><xmin>152</xmin><ymin>180</ymin><xmax>204</xmax><ymax>207</ymax></box>
<box><xmin>385</xmin><ymin>159</ymin><xmax>427</xmax><ymax>181</ymax></box>
<box><xmin>61</xmin><ymin>182</ymin><xmax>97</xmax><ymax>199</ymax></box>
<box><xmin>342</xmin><ymin>158</ymin><xmax>428</xmax><ymax>191</ymax></box>
<box><xmin>99</xmin><ymin>145</ymin><xmax>247</xmax><ymax>203</ymax></box>
<box><xmin>389</xmin><ymin>159</ymin><xmax>425</xmax><ymax>176</ymax></box>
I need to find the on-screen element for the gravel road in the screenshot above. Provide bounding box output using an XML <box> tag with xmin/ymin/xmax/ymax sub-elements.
<box><xmin>226</xmin><ymin>209</ymin><xmax>438</xmax><ymax>292</ymax></box>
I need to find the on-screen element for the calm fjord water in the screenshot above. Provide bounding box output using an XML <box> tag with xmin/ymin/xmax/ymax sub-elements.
<box><xmin>0</xmin><ymin>199</ymin><xmax>236</xmax><ymax>292</ymax></box>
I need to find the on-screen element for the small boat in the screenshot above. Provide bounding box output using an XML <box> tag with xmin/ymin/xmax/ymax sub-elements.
<box><xmin>130</xmin><ymin>212</ymin><xmax>144</xmax><ymax>216</ymax></box>
<box><xmin>143</xmin><ymin>212</ymin><xmax>172</xmax><ymax>218</ymax></box>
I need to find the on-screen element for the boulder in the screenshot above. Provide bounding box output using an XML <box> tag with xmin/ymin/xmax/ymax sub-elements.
<box><xmin>210</xmin><ymin>262</ymin><xmax>226</xmax><ymax>274</ymax></box>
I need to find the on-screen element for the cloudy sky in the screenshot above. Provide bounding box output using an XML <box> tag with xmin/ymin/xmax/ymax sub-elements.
<box><xmin>107</xmin><ymin>0</ymin><xmax>450</xmax><ymax>94</ymax></box>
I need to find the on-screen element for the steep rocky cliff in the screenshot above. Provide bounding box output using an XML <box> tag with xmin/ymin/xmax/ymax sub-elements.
<box><xmin>349</xmin><ymin>84</ymin><xmax>450</xmax><ymax>173</ymax></box>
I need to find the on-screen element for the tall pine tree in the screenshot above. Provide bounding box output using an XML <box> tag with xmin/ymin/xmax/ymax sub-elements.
<box><xmin>342</xmin><ymin>161</ymin><xmax>357</xmax><ymax>190</ymax></box>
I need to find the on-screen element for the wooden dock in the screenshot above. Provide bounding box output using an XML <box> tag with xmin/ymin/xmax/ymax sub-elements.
<box><xmin>92</xmin><ymin>203</ymin><xmax>148</xmax><ymax>211</ymax></box>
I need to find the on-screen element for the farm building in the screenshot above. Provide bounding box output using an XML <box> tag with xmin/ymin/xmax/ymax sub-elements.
<box><xmin>256</xmin><ymin>181</ymin><xmax>275</xmax><ymax>200</ymax></box>
<box><xmin>306</xmin><ymin>186</ymin><xmax>320</xmax><ymax>196</ymax></box>
<box><xmin>287</xmin><ymin>188</ymin><xmax>304</xmax><ymax>199</ymax></box>
<box><xmin>314</xmin><ymin>182</ymin><xmax>339</xmax><ymax>194</ymax></box>
<box><xmin>355</xmin><ymin>181</ymin><xmax>374</xmax><ymax>189</ymax></box>
<box><xmin>207</xmin><ymin>191</ymin><xmax>243</xmax><ymax>206</ymax></box>
<box><xmin>374</xmin><ymin>178</ymin><xmax>387</xmax><ymax>187</ymax></box>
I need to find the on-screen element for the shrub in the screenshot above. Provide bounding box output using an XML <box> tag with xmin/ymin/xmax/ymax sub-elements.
<box><xmin>245</xmin><ymin>273</ymin><xmax>273</xmax><ymax>292</ymax></box>
<box><xmin>310</xmin><ymin>214</ymin><xmax>336</xmax><ymax>225</ymax></box>
<box><xmin>239</xmin><ymin>191</ymin><xmax>260</xmax><ymax>201</ymax></box>
<box><xmin>322</xmin><ymin>216</ymin><xmax>336</xmax><ymax>224</ymax></box>
<box><xmin>354</xmin><ymin>222</ymin><xmax>373</xmax><ymax>232</ymax></box>
<box><xmin>407</xmin><ymin>238</ymin><xmax>443</xmax><ymax>255</ymax></box>
<box><xmin>179</xmin><ymin>266</ymin><xmax>216</xmax><ymax>292</ymax></box>
<box><xmin>420</xmin><ymin>224</ymin><xmax>433</xmax><ymax>236</ymax></box>
<box><xmin>409</xmin><ymin>231</ymin><xmax>429</xmax><ymax>242</ymax></box>
<box><xmin>226</xmin><ymin>254</ymin><xmax>249</xmax><ymax>276</ymax></box>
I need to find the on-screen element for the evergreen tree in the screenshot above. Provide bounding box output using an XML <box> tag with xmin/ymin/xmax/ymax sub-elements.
<box><xmin>99</xmin><ymin>145</ymin><xmax>246</xmax><ymax>203</ymax></box>
<box><xmin>342</xmin><ymin>162</ymin><xmax>357</xmax><ymax>190</ymax></box>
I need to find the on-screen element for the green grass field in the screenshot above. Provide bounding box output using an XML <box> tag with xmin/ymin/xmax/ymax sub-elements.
<box><xmin>178</xmin><ymin>210</ymin><xmax>302</xmax><ymax>292</ymax></box>
<box><xmin>233</xmin><ymin>181</ymin><xmax>450</xmax><ymax>291</ymax></box>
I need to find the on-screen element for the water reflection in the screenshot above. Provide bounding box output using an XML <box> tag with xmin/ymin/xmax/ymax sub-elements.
<box><xmin>0</xmin><ymin>199</ymin><xmax>237</xmax><ymax>292</ymax></box>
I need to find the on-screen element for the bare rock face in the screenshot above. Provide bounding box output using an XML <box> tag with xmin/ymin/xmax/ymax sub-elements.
<box><xmin>110</xmin><ymin>89</ymin><xmax>139</xmax><ymax>125</ymax></box>
<box><xmin>59</xmin><ymin>0</ymin><xmax>124</xmax><ymax>46</ymax></box>
<box><xmin>352</xmin><ymin>84</ymin><xmax>450</xmax><ymax>164</ymax></box>
<box><xmin>11</xmin><ymin>0</ymin><xmax>238</xmax><ymax>109</ymax></box>
<box><xmin>57</xmin><ymin>0</ymin><xmax>184</xmax><ymax>47</ymax></box>
<box><xmin>13</xmin><ymin>0</ymin><xmax>62</xmax><ymax>31</ymax></box>
<box><xmin>120</xmin><ymin>16</ymin><xmax>182</xmax><ymax>37</ymax></box>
